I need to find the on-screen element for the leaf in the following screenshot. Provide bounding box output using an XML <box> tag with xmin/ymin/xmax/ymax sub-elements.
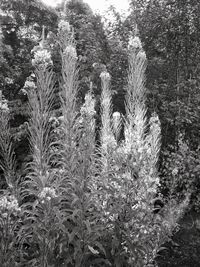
<box><xmin>93</xmin><ymin>241</ymin><xmax>106</xmax><ymax>255</ymax></box>
<box><xmin>84</xmin><ymin>219</ymin><xmax>91</xmax><ymax>234</ymax></box>
<box><xmin>88</xmin><ymin>245</ymin><xmax>99</xmax><ymax>255</ymax></box>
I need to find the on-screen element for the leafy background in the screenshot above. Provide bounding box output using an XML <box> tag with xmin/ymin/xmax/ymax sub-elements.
<box><xmin>1</xmin><ymin>0</ymin><xmax>200</xmax><ymax>266</ymax></box>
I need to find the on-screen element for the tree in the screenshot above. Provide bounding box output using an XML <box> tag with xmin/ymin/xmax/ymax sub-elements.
<box><xmin>127</xmin><ymin>0</ymin><xmax>200</xmax><ymax>149</ymax></box>
<box><xmin>57</xmin><ymin>0</ymin><xmax>110</xmax><ymax>101</ymax></box>
<box><xmin>0</xmin><ymin>0</ymin><xmax>58</xmax><ymax>100</ymax></box>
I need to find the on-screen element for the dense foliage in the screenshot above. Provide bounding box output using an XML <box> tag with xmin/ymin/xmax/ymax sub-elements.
<box><xmin>0</xmin><ymin>0</ymin><xmax>199</xmax><ymax>266</ymax></box>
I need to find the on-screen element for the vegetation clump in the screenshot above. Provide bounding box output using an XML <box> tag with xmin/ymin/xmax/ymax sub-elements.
<box><xmin>0</xmin><ymin>1</ymin><xmax>195</xmax><ymax>266</ymax></box>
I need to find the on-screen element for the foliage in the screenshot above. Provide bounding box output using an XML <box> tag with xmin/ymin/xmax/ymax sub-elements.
<box><xmin>0</xmin><ymin>0</ymin><xmax>58</xmax><ymax>99</ymax></box>
<box><xmin>0</xmin><ymin>192</ymin><xmax>23</xmax><ymax>266</ymax></box>
<box><xmin>56</xmin><ymin>0</ymin><xmax>110</xmax><ymax>102</ymax></box>
<box><xmin>161</xmin><ymin>133</ymin><xmax>200</xmax><ymax>212</ymax></box>
<box><xmin>127</xmin><ymin>0</ymin><xmax>200</xmax><ymax>148</ymax></box>
<box><xmin>0</xmin><ymin>1</ymin><xmax>194</xmax><ymax>267</ymax></box>
<box><xmin>0</xmin><ymin>0</ymin><xmax>111</xmax><ymax>177</ymax></box>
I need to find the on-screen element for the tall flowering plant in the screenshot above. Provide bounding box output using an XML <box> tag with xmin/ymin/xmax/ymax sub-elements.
<box><xmin>0</xmin><ymin>193</ymin><xmax>23</xmax><ymax>266</ymax></box>
<box><xmin>20</xmin><ymin>27</ymin><xmax>66</xmax><ymax>266</ymax></box>
<box><xmin>0</xmin><ymin>13</ymin><xmax>190</xmax><ymax>266</ymax></box>
<box><xmin>52</xmin><ymin>16</ymin><xmax>108</xmax><ymax>266</ymax></box>
<box><xmin>0</xmin><ymin>91</ymin><xmax>23</xmax><ymax>265</ymax></box>
<box><xmin>95</xmin><ymin>36</ymin><xmax>190</xmax><ymax>266</ymax></box>
<box><xmin>24</xmin><ymin>35</ymin><xmax>56</xmax><ymax>194</ymax></box>
<box><xmin>56</xmin><ymin>18</ymin><xmax>79</xmax><ymax>170</ymax></box>
<box><xmin>100</xmin><ymin>70</ymin><xmax>116</xmax><ymax>171</ymax></box>
<box><xmin>0</xmin><ymin>91</ymin><xmax>15</xmax><ymax>189</ymax></box>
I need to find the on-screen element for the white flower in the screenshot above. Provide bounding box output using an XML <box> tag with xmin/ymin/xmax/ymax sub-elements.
<box><xmin>5</xmin><ymin>77</ymin><xmax>14</xmax><ymax>85</ymax></box>
<box><xmin>102</xmin><ymin>133</ymin><xmax>117</xmax><ymax>151</ymax></box>
<box><xmin>92</xmin><ymin>62</ymin><xmax>98</xmax><ymax>68</ymax></box>
<box><xmin>172</xmin><ymin>168</ymin><xmax>178</xmax><ymax>176</ymax></box>
<box><xmin>20</xmin><ymin>88</ymin><xmax>28</xmax><ymax>95</ymax></box>
<box><xmin>128</xmin><ymin>36</ymin><xmax>142</xmax><ymax>50</ymax></box>
<box><xmin>38</xmin><ymin>187</ymin><xmax>57</xmax><ymax>201</ymax></box>
<box><xmin>58</xmin><ymin>115</ymin><xmax>64</xmax><ymax>122</ymax></box>
<box><xmin>0</xmin><ymin>194</ymin><xmax>21</xmax><ymax>216</ymax></box>
<box><xmin>58</xmin><ymin>168</ymin><xmax>65</xmax><ymax>174</ymax></box>
<box><xmin>149</xmin><ymin>113</ymin><xmax>160</xmax><ymax>126</ymax></box>
<box><xmin>63</xmin><ymin>45</ymin><xmax>77</xmax><ymax>59</ymax></box>
<box><xmin>112</xmin><ymin>112</ymin><xmax>121</xmax><ymax>139</ymax></box>
<box><xmin>49</xmin><ymin>116</ymin><xmax>59</xmax><ymax>127</ymax></box>
<box><xmin>24</xmin><ymin>80</ymin><xmax>36</xmax><ymax>89</ymax></box>
<box><xmin>138</xmin><ymin>51</ymin><xmax>146</xmax><ymax>60</ymax></box>
<box><xmin>0</xmin><ymin>100</ymin><xmax>9</xmax><ymax>112</ymax></box>
<box><xmin>80</xmin><ymin>93</ymin><xmax>96</xmax><ymax>117</ymax></box>
<box><xmin>32</xmin><ymin>49</ymin><xmax>53</xmax><ymax>67</ymax></box>
<box><xmin>100</xmin><ymin>71</ymin><xmax>111</xmax><ymax>81</ymax></box>
<box><xmin>113</xmin><ymin>111</ymin><xmax>120</xmax><ymax>118</ymax></box>
<box><xmin>58</xmin><ymin>20</ymin><xmax>70</xmax><ymax>32</ymax></box>
<box><xmin>30</xmin><ymin>73</ymin><xmax>35</xmax><ymax>78</ymax></box>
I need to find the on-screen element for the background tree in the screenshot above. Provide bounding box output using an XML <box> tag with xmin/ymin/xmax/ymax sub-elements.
<box><xmin>0</xmin><ymin>0</ymin><xmax>59</xmax><ymax>174</ymax></box>
<box><xmin>127</xmin><ymin>0</ymin><xmax>200</xmax><ymax>150</ymax></box>
<box><xmin>56</xmin><ymin>0</ymin><xmax>110</xmax><ymax>101</ymax></box>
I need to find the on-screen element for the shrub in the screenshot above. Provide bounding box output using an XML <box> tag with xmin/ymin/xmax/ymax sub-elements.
<box><xmin>161</xmin><ymin>132</ymin><xmax>199</xmax><ymax>212</ymax></box>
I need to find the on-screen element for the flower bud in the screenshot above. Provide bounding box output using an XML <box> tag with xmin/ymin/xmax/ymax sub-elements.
<box><xmin>100</xmin><ymin>71</ymin><xmax>111</xmax><ymax>81</ymax></box>
<box><xmin>63</xmin><ymin>45</ymin><xmax>77</xmax><ymax>59</ymax></box>
<box><xmin>38</xmin><ymin>187</ymin><xmax>57</xmax><ymax>202</ymax></box>
<box><xmin>80</xmin><ymin>93</ymin><xmax>96</xmax><ymax>117</ymax></box>
<box><xmin>58</xmin><ymin>20</ymin><xmax>70</xmax><ymax>33</ymax></box>
<box><xmin>128</xmin><ymin>36</ymin><xmax>142</xmax><ymax>50</ymax></box>
<box><xmin>138</xmin><ymin>51</ymin><xmax>146</xmax><ymax>60</ymax></box>
<box><xmin>0</xmin><ymin>194</ymin><xmax>21</xmax><ymax>217</ymax></box>
<box><xmin>32</xmin><ymin>49</ymin><xmax>53</xmax><ymax>67</ymax></box>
